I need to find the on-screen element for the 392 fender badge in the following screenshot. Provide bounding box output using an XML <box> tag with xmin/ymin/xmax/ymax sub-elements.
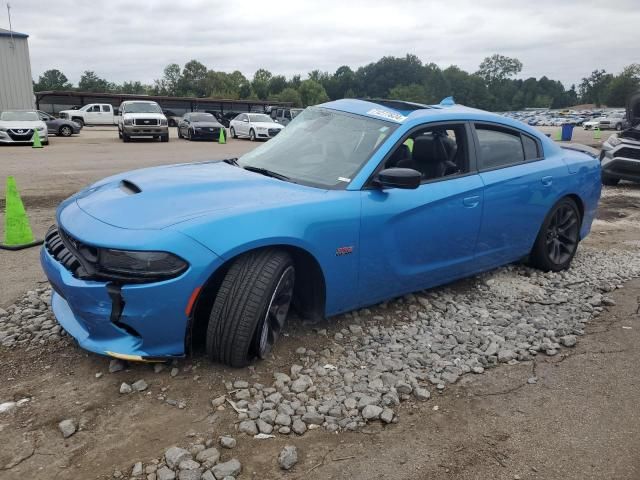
<box><xmin>335</xmin><ymin>246</ymin><xmax>354</xmax><ymax>256</ymax></box>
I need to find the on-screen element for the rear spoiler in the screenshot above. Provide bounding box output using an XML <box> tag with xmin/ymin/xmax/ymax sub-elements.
<box><xmin>560</xmin><ymin>143</ymin><xmax>599</xmax><ymax>159</ymax></box>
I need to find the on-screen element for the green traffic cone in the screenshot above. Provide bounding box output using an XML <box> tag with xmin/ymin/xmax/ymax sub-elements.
<box><xmin>594</xmin><ymin>127</ymin><xmax>601</xmax><ymax>140</ymax></box>
<box><xmin>218</xmin><ymin>128</ymin><xmax>226</xmax><ymax>144</ymax></box>
<box><xmin>32</xmin><ymin>129</ymin><xmax>43</xmax><ymax>148</ymax></box>
<box><xmin>3</xmin><ymin>176</ymin><xmax>35</xmax><ymax>246</ymax></box>
<box><xmin>554</xmin><ymin>129</ymin><xmax>562</xmax><ymax>141</ymax></box>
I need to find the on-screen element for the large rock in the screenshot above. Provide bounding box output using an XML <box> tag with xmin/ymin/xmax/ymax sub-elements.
<box><xmin>58</xmin><ymin>419</ymin><xmax>77</xmax><ymax>438</ymax></box>
<box><xmin>278</xmin><ymin>445</ymin><xmax>298</xmax><ymax>470</ymax></box>
<box><xmin>157</xmin><ymin>466</ymin><xmax>176</xmax><ymax>480</ymax></box>
<box><xmin>165</xmin><ymin>446</ymin><xmax>192</xmax><ymax>469</ymax></box>
<box><xmin>211</xmin><ymin>459</ymin><xmax>241</xmax><ymax>478</ymax></box>
<box><xmin>238</xmin><ymin>420</ymin><xmax>258</xmax><ymax>435</ymax></box>
<box><xmin>362</xmin><ymin>405</ymin><xmax>383</xmax><ymax>420</ymax></box>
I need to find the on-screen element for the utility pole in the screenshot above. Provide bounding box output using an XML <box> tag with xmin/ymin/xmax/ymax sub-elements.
<box><xmin>7</xmin><ymin>2</ymin><xmax>15</xmax><ymax>48</ymax></box>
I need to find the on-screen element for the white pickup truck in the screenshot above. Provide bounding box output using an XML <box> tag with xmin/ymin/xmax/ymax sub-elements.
<box><xmin>58</xmin><ymin>103</ymin><xmax>117</xmax><ymax>127</ymax></box>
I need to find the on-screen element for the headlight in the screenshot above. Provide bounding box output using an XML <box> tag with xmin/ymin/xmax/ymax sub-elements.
<box><xmin>256</xmin><ymin>127</ymin><xmax>267</xmax><ymax>132</ymax></box>
<box><xmin>160</xmin><ymin>118</ymin><xmax>168</xmax><ymax>126</ymax></box>
<box><xmin>36</xmin><ymin>127</ymin><xmax>45</xmax><ymax>131</ymax></box>
<box><xmin>97</xmin><ymin>249</ymin><xmax>188</xmax><ymax>280</ymax></box>
<box><xmin>124</xmin><ymin>118</ymin><xmax>133</xmax><ymax>126</ymax></box>
<box><xmin>606</xmin><ymin>135</ymin><xmax>621</xmax><ymax>147</ymax></box>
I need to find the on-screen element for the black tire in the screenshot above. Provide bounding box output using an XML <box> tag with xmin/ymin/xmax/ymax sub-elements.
<box><xmin>177</xmin><ymin>127</ymin><xmax>182</xmax><ymax>139</ymax></box>
<box><xmin>118</xmin><ymin>128</ymin><xmax>122</xmax><ymax>139</ymax></box>
<box><xmin>72</xmin><ymin>118</ymin><xmax>84</xmax><ymax>128</ymax></box>
<box><xmin>122</xmin><ymin>132</ymin><xmax>130</xmax><ymax>143</ymax></box>
<box><xmin>206</xmin><ymin>249</ymin><xmax>295</xmax><ymax>367</ymax></box>
<box><xmin>187</xmin><ymin>129</ymin><xmax>193</xmax><ymax>141</ymax></box>
<box><xmin>230</xmin><ymin>127</ymin><xmax>237</xmax><ymax>139</ymax></box>
<box><xmin>168</xmin><ymin>118</ymin><xmax>177</xmax><ymax>127</ymax></box>
<box><xmin>602</xmin><ymin>176</ymin><xmax>620</xmax><ymax>186</ymax></box>
<box><xmin>615</xmin><ymin>123</ymin><xmax>622</xmax><ymax>131</ymax></box>
<box><xmin>59</xmin><ymin>125</ymin><xmax>73</xmax><ymax>137</ymax></box>
<box><xmin>161</xmin><ymin>134</ymin><xmax>169</xmax><ymax>143</ymax></box>
<box><xmin>529</xmin><ymin>198</ymin><xmax>581</xmax><ymax>272</ymax></box>
<box><xmin>249</xmin><ymin>129</ymin><xmax>256</xmax><ymax>141</ymax></box>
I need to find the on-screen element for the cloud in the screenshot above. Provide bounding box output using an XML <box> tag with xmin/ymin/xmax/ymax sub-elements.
<box><xmin>5</xmin><ymin>0</ymin><xmax>640</xmax><ymax>87</ymax></box>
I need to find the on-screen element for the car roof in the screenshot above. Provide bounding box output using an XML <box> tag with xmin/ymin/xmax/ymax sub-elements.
<box><xmin>318</xmin><ymin>98</ymin><xmax>548</xmax><ymax>138</ymax></box>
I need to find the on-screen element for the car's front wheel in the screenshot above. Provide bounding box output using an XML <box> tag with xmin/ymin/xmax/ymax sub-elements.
<box><xmin>230</xmin><ymin>127</ymin><xmax>237</xmax><ymax>139</ymax></box>
<box><xmin>249</xmin><ymin>129</ymin><xmax>256</xmax><ymax>141</ymax></box>
<box><xmin>529</xmin><ymin>198</ymin><xmax>581</xmax><ymax>272</ymax></box>
<box><xmin>206</xmin><ymin>249</ymin><xmax>295</xmax><ymax>367</ymax></box>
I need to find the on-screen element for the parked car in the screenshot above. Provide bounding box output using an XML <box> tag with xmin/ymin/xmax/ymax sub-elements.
<box><xmin>118</xmin><ymin>100</ymin><xmax>169</xmax><ymax>142</ymax></box>
<box><xmin>269</xmin><ymin>107</ymin><xmax>304</xmax><ymax>126</ymax></box>
<box><xmin>229</xmin><ymin>113</ymin><xmax>284</xmax><ymax>141</ymax></box>
<box><xmin>58</xmin><ymin>103</ymin><xmax>116</xmax><ymax>127</ymax></box>
<box><xmin>40</xmin><ymin>98</ymin><xmax>601</xmax><ymax>367</ymax></box>
<box><xmin>164</xmin><ymin>110</ymin><xmax>182</xmax><ymax>127</ymax></box>
<box><xmin>0</xmin><ymin>110</ymin><xmax>48</xmax><ymax>145</ymax></box>
<box><xmin>583</xmin><ymin>117</ymin><xmax>604</xmax><ymax>130</ymax></box>
<box><xmin>208</xmin><ymin>111</ymin><xmax>239</xmax><ymax>128</ymax></box>
<box><xmin>600</xmin><ymin>93</ymin><xmax>640</xmax><ymax>185</ymax></box>
<box><xmin>37</xmin><ymin>110</ymin><xmax>81</xmax><ymax>137</ymax></box>
<box><xmin>597</xmin><ymin>112</ymin><xmax>627</xmax><ymax>131</ymax></box>
<box><xmin>177</xmin><ymin>112</ymin><xmax>225</xmax><ymax>141</ymax></box>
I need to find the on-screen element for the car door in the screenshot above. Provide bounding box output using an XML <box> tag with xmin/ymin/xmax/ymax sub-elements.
<box><xmin>238</xmin><ymin>114</ymin><xmax>249</xmax><ymax>136</ymax></box>
<box><xmin>84</xmin><ymin>105</ymin><xmax>101</xmax><ymax>124</ymax></box>
<box><xmin>358</xmin><ymin>122</ymin><xmax>484</xmax><ymax>306</ymax></box>
<box><xmin>101</xmin><ymin>104</ymin><xmax>113</xmax><ymax>123</ymax></box>
<box><xmin>472</xmin><ymin>123</ymin><xmax>565</xmax><ymax>269</ymax></box>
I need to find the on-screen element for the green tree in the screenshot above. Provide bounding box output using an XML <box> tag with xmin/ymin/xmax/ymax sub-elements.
<box><xmin>34</xmin><ymin>69</ymin><xmax>72</xmax><ymax>91</ymax></box>
<box><xmin>388</xmin><ymin>84</ymin><xmax>430</xmax><ymax>103</ymax></box>
<box><xmin>78</xmin><ymin>71</ymin><xmax>110</xmax><ymax>92</ymax></box>
<box><xmin>154</xmin><ymin>63</ymin><xmax>182</xmax><ymax>95</ymax></box>
<box><xmin>182</xmin><ymin>60</ymin><xmax>208</xmax><ymax>97</ymax></box>
<box><xmin>476</xmin><ymin>54</ymin><xmax>523</xmax><ymax>85</ymax></box>
<box><xmin>605</xmin><ymin>64</ymin><xmax>640</xmax><ymax>107</ymax></box>
<box><xmin>252</xmin><ymin>69</ymin><xmax>273</xmax><ymax>100</ymax></box>
<box><xmin>579</xmin><ymin>69</ymin><xmax>613</xmax><ymax>106</ymax></box>
<box><xmin>268</xmin><ymin>75</ymin><xmax>287</xmax><ymax>96</ymax></box>
<box><xmin>298</xmin><ymin>79</ymin><xmax>329</xmax><ymax>106</ymax></box>
<box><xmin>117</xmin><ymin>81</ymin><xmax>148</xmax><ymax>94</ymax></box>
<box><xmin>274</xmin><ymin>87</ymin><xmax>302</xmax><ymax>107</ymax></box>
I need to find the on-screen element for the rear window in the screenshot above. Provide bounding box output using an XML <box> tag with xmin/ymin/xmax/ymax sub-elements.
<box><xmin>522</xmin><ymin>134</ymin><xmax>539</xmax><ymax>160</ymax></box>
<box><xmin>476</xmin><ymin>127</ymin><xmax>524</xmax><ymax>169</ymax></box>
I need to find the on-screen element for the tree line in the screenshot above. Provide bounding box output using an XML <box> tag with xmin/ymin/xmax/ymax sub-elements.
<box><xmin>33</xmin><ymin>54</ymin><xmax>640</xmax><ymax>110</ymax></box>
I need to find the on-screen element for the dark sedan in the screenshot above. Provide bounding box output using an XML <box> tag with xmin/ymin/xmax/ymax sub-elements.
<box><xmin>37</xmin><ymin>111</ymin><xmax>81</xmax><ymax>137</ymax></box>
<box><xmin>177</xmin><ymin>112</ymin><xmax>225</xmax><ymax>141</ymax></box>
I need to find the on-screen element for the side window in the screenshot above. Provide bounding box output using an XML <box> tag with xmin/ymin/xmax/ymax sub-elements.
<box><xmin>475</xmin><ymin>126</ymin><xmax>524</xmax><ymax>170</ymax></box>
<box><xmin>384</xmin><ymin>124</ymin><xmax>469</xmax><ymax>182</ymax></box>
<box><xmin>522</xmin><ymin>134</ymin><xmax>540</xmax><ymax>160</ymax></box>
<box><xmin>88</xmin><ymin>105</ymin><xmax>99</xmax><ymax>112</ymax></box>
<box><xmin>284</xmin><ymin>110</ymin><xmax>291</xmax><ymax>119</ymax></box>
<box><xmin>102</xmin><ymin>105</ymin><xmax>111</xmax><ymax>112</ymax></box>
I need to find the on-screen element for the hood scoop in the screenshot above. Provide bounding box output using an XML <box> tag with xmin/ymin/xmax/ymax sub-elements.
<box><xmin>119</xmin><ymin>179</ymin><xmax>142</xmax><ymax>195</ymax></box>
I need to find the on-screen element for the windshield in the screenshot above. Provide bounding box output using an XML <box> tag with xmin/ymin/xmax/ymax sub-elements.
<box><xmin>191</xmin><ymin>113</ymin><xmax>215</xmax><ymax>121</ymax></box>
<box><xmin>290</xmin><ymin>109</ymin><xmax>303</xmax><ymax>118</ymax></box>
<box><xmin>238</xmin><ymin>107</ymin><xmax>397</xmax><ymax>189</ymax></box>
<box><xmin>123</xmin><ymin>102</ymin><xmax>162</xmax><ymax>114</ymax></box>
<box><xmin>0</xmin><ymin>111</ymin><xmax>39</xmax><ymax>121</ymax></box>
<box><xmin>249</xmin><ymin>114</ymin><xmax>272</xmax><ymax>123</ymax></box>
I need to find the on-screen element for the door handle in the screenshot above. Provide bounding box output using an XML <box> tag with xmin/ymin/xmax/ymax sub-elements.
<box><xmin>463</xmin><ymin>195</ymin><xmax>480</xmax><ymax>208</ymax></box>
<box><xmin>541</xmin><ymin>176</ymin><xmax>553</xmax><ymax>186</ymax></box>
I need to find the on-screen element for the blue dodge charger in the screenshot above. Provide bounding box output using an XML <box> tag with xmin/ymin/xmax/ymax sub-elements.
<box><xmin>41</xmin><ymin>98</ymin><xmax>601</xmax><ymax>366</ymax></box>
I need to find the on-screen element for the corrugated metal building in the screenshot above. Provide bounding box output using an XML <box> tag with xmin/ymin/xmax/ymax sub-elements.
<box><xmin>0</xmin><ymin>27</ymin><xmax>34</xmax><ymax>111</ymax></box>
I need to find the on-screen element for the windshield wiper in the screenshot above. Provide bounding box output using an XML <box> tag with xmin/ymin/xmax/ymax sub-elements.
<box><xmin>243</xmin><ymin>165</ymin><xmax>290</xmax><ymax>182</ymax></box>
<box><xmin>223</xmin><ymin>158</ymin><xmax>239</xmax><ymax>166</ymax></box>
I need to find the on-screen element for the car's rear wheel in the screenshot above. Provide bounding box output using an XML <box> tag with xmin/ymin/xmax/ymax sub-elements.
<box><xmin>59</xmin><ymin>125</ymin><xmax>73</xmax><ymax>137</ymax></box>
<box><xmin>73</xmin><ymin>118</ymin><xmax>84</xmax><ymax>128</ymax></box>
<box><xmin>529</xmin><ymin>198</ymin><xmax>581</xmax><ymax>272</ymax></box>
<box><xmin>230</xmin><ymin>127</ymin><xmax>237</xmax><ymax>139</ymax></box>
<box><xmin>205</xmin><ymin>249</ymin><xmax>295</xmax><ymax>367</ymax></box>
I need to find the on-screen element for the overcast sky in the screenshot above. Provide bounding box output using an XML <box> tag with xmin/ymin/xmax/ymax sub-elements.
<box><xmin>4</xmin><ymin>0</ymin><xmax>639</xmax><ymax>87</ymax></box>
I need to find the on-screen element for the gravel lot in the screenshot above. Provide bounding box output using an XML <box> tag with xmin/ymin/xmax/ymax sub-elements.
<box><xmin>1</xmin><ymin>129</ymin><xmax>639</xmax><ymax>479</ymax></box>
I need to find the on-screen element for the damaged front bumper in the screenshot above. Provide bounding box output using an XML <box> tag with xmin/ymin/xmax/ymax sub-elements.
<box><xmin>39</xmin><ymin>200</ymin><xmax>221</xmax><ymax>360</ymax></box>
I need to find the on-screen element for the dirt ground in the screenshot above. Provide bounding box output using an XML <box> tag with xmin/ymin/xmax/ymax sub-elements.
<box><xmin>1</xmin><ymin>129</ymin><xmax>639</xmax><ymax>480</ymax></box>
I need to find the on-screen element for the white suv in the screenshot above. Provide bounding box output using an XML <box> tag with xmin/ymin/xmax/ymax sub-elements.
<box><xmin>118</xmin><ymin>101</ymin><xmax>169</xmax><ymax>142</ymax></box>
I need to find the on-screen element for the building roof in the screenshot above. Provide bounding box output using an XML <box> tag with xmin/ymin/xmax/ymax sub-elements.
<box><xmin>0</xmin><ymin>27</ymin><xmax>28</xmax><ymax>39</ymax></box>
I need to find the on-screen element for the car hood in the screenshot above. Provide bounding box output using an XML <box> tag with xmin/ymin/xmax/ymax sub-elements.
<box><xmin>74</xmin><ymin>162</ymin><xmax>324</xmax><ymax>230</ymax></box>
<box><xmin>251</xmin><ymin>121</ymin><xmax>283</xmax><ymax>129</ymax></box>
<box><xmin>0</xmin><ymin>120</ymin><xmax>45</xmax><ymax>129</ymax></box>
<box><xmin>191</xmin><ymin>121</ymin><xmax>223</xmax><ymax>128</ymax></box>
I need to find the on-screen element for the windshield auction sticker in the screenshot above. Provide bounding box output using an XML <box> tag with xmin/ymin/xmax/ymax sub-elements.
<box><xmin>366</xmin><ymin>108</ymin><xmax>407</xmax><ymax>123</ymax></box>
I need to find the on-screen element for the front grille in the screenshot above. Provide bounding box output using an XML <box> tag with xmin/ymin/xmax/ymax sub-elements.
<box><xmin>268</xmin><ymin>128</ymin><xmax>280</xmax><ymax>137</ymax></box>
<box><xmin>45</xmin><ymin>226</ymin><xmax>83</xmax><ymax>277</ymax></box>
<box><xmin>134</xmin><ymin>118</ymin><xmax>159</xmax><ymax>126</ymax></box>
<box><xmin>8</xmin><ymin>129</ymin><xmax>33</xmax><ymax>141</ymax></box>
<box><xmin>617</xmin><ymin>147</ymin><xmax>640</xmax><ymax>161</ymax></box>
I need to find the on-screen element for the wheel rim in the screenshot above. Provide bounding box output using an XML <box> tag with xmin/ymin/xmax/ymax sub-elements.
<box><xmin>250</xmin><ymin>130</ymin><xmax>255</xmax><ymax>141</ymax></box>
<box><xmin>61</xmin><ymin>126</ymin><xmax>71</xmax><ymax>136</ymax></box>
<box><xmin>256</xmin><ymin>266</ymin><xmax>295</xmax><ymax>359</ymax></box>
<box><xmin>546</xmin><ymin>204</ymin><xmax>579</xmax><ymax>265</ymax></box>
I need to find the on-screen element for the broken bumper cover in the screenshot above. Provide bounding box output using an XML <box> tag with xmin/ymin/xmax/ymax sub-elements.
<box><xmin>39</xmin><ymin>202</ymin><xmax>221</xmax><ymax>360</ymax></box>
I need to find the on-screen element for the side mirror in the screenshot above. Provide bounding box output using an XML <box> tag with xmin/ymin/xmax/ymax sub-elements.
<box><xmin>376</xmin><ymin>168</ymin><xmax>421</xmax><ymax>189</ymax></box>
